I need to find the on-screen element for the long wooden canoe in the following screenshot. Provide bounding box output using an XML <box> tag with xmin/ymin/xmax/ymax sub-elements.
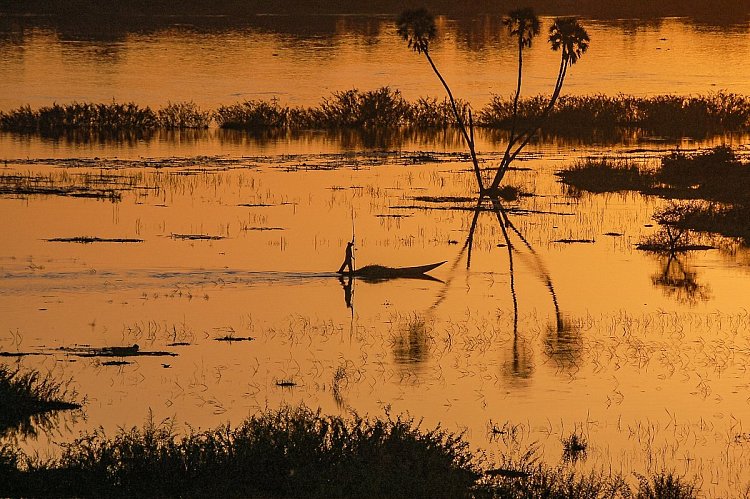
<box><xmin>338</xmin><ymin>261</ymin><xmax>446</xmax><ymax>279</ymax></box>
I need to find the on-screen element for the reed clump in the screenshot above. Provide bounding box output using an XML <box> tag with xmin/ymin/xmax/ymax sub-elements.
<box><xmin>556</xmin><ymin>158</ymin><xmax>652</xmax><ymax>194</ymax></box>
<box><xmin>479</xmin><ymin>92</ymin><xmax>750</xmax><ymax>136</ymax></box>
<box><xmin>0</xmin><ymin>102</ymin><xmax>158</xmax><ymax>134</ymax></box>
<box><xmin>0</xmin><ymin>365</ymin><xmax>81</xmax><ymax>436</ymax></box>
<box><xmin>559</xmin><ymin>145</ymin><xmax>750</xmax><ymax>242</ymax></box>
<box><xmin>0</xmin><ymin>101</ymin><xmax>211</xmax><ymax>135</ymax></box>
<box><xmin>2</xmin><ymin>403</ymin><xmax>703</xmax><ymax>498</ymax></box>
<box><xmin>157</xmin><ymin>101</ymin><xmax>211</xmax><ymax>129</ymax></box>
<box><xmin>7</xmin><ymin>89</ymin><xmax>748</xmax><ymax>136</ymax></box>
<box><xmin>2</xmin><ymin>406</ymin><xmax>479</xmax><ymax>498</ymax></box>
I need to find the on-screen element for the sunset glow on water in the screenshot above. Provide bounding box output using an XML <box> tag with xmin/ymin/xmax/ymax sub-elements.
<box><xmin>2</xmin><ymin>4</ymin><xmax>750</xmax><ymax>496</ymax></box>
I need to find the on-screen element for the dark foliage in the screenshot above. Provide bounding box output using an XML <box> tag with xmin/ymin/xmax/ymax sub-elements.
<box><xmin>2</xmin><ymin>406</ymin><xmax>480</xmax><ymax>498</ymax></box>
<box><xmin>4</xmin><ymin>91</ymin><xmax>750</xmax><ymax>137</ymax></box>
<box><xmin>0</xmin><ymin>364</ymin><xmax>81</xmax><ymax>437</ymax></box>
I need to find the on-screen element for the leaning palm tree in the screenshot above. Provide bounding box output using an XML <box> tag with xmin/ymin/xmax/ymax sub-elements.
<box><xmin>502</xmin><ymin>8</ymin><xmax>540</xmax><ymax>154</ymax></box>
<box><xmin>489</xmin><ymin>17</ymin><xmax>589</xmax><ymax>191</ymax></box>
<box><xmin>396</xmin><ymin>8</ymin><xmax>484</xmax><ymax>191</ymax></box>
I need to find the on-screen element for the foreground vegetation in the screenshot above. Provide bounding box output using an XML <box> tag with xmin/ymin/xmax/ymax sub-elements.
<box><xmin>0</xmin><ymin>364</ymin><xmax>81</xmax><ymax>436</ymax></box>
<box><xmin>0</xmin><ymin>404</ymin><xmax>698</xmax><ymax>498</ymax></box>
<box><xmin>557</xmin><ymin>145</ymin><xmax>750</xmax><ymax>246</ymax></box>
<box><xmin>3</xmin><ymin>90</ymin><xmax>750</xmax><ymax>138</ymax></box>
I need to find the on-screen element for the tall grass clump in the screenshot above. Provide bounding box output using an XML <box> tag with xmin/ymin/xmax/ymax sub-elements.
<box><xmin>635</xmin><ymin>471</ymin><xmax>697</xmax><ymax>498</ymax></box>
<box><xmin>4</xmin><ymin>91</ymin><xmax>750</xmax><ymax>137</ymax></box>
<box><xmin>479</xmin><ymin>92</ymin><xmax>750</xmax><ymax>136</ymax></box>
<box><xmin>0</xmin><ymin>364</ymin><xmax>81</xmax><ymax>435</ymax></box>
<box><xmin>409</xmin><ymin>96</ymin><xmax>470</xmax><ymax>128</ymax></box>
<box><xmin>4</xmin><ymin>406</ymin><xmax>480</xmax><ymax>498</ymax></box>
<box><xmin>556</xmin><ymin>157</ymin><xmax>653</xmax><ymax>194</ymax></box>
<box><xmin>157</xmin><ymin>101</ymin><xmax>211</xmax><ymax>128</ymax></box>
<box><xmin>214</xmin><ymin>99</ymin><xmax>294</xmax><ymax>129</ymax></box>
<box><xmin>318</xmin><ymin>87</ymin><xmax>409</xmax><ymax>128</ymax></box>
<box><xmin>559</xmin><ymin>145</ymin><xmax>750</xmax><ymax>243</ymax></box>
<box><xmin>0</xmin><ymin>102</ymin><xmax>158</xmax><ymax>134</ymax></box>
<box><xmin>657</xmin><ymin>145</ymin><xmax>750</xmax><ymax>202</ymax></box>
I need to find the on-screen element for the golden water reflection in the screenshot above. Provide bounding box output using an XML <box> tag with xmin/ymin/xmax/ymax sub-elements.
<box><xmin>2</xmin><ymin>15</ymin><xmax>750</xmax><ymax>111</ymax></box>
<box><xmin>2</xmin><ymin>135</ymin><xmax>750</xmax><ymax>494</ymax></box>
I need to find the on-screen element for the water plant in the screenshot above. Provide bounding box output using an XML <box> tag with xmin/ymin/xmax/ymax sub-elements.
<box><xmin>2</xmin><ymin>406</ymin><xmax>480</xmax><ymax>497</ymax></box>
<box><xmin>157</xmin><ymin>101</ymin><xmax>211</xmax><ymax>129</ymax></box>
<box><xmin>4</xmin><ymin>92</ymin><xmax>750</xmax><ymax>138</ymax></box>
<box><xmin>558</xmin><ymin>146</ymin><xmax>750</xmax><ymax>242</ymax></box>
<box><xmin>0</xmin><ymin>364</ymin><xmax>81</xmax><ymax>436</ymax></box>
<box><xmin>561</xmin><ymin>431</ymin><xmax>588</xmax><ymax>464</ymax></box>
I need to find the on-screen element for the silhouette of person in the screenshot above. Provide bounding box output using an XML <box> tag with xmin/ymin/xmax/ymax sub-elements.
<box><xmin>337</xmin><ymin>241</ymin><xmax>355</xmax><ymax>274</ymax></box>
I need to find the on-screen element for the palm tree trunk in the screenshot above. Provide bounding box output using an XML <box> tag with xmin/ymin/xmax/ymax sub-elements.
<box><xmin>489</xmin><ymin>55</ymin><xmax>568</xmax><ymax>191</ymax></box>
<box><xmin>500</xmin><ymin>41</ymin><xmax>525</xmax><ymax>171</ymax></box>
<box><xmin>424</xmin><ymin>51</ymin><xmax>485</xmax><ymax>192</ymax></box>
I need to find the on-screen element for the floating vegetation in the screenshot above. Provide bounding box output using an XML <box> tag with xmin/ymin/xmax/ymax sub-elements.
<box><xmin>0</xmin><ymin>172</ymin><xmax>123</xmax><ymax>201</ymax></box>
<box><xmin>170</xmin><ymin>233</ymin><xmax>225</xmax><ymax>240</ymax></box>
<box><xmin>561</xmin><ymin>431</ymin><xmax>589</xmax><ymax>464</ymax></box>
<box><xmin>0</xmin><ymin>365</ymin><xmax>81</xmax><ymax>437</ymax></box>
<box><xmin>45</xmin><ymin>236</ymin><xmax>144</xmax><ymax>244</ymax></box>
<box><xmin>412</xmin><ymin>195</ymin><xmax>477</xmax><ymax>203</ymax></box>
<box><xmin>5</xmin><ymin>90</ymin><xmax>750</xmax><ymax>137</ymax></box>
<box><xmin>275</xmin><ymin>379</ymin><xmax>298</xmax><ymax>387</ymax></box>
<box><xmin>100</xmin><ymin>360</ymin><xmax>132</xmax><ymax>367</ymax></box>
<box><xmin>552</xmin><ymin>238</ymin><xmax>595</xmax><ymax>244</ymax></box>
<box><xmin>239</xmin><ymin>226</ymin><xmax>285</xmax><ymax>231</ymax></box>
<box><xmin>214</xmin><ymin>335</ymin><xmax>254</xmax><ymax>342</ymax></box>
<box><xmin>558</xmin><ymin>146</ymin><xmax>750</xmax><ymax>243</ymax></box>
<box><xmin>58</xmin><ymin>344</ymin><xmax>177</xmax><ymax>358</ymax></box>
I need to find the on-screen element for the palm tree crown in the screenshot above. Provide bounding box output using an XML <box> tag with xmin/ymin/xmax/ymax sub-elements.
<box><xmin>503</xmin><ymin>8</ymin><xmax>540</xmax><ymax>49</ymax></box>
<box><xmin>396</xmin><ymin>8</ymin><xmax>437</xmax><ymax>54</ymax></box>
<box><xmin>549</xmin><ymin>17</ymin><xmax>590</xmax><ymax>65</ymax></box>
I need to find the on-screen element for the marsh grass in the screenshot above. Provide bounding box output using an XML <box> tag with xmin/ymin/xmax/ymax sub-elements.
<box><xmin>479</xmin><ymin>92</ymin><xmax>750</xmax><ymax>136</ymax></box>
<box><xmin>558</xmin><ymin>146</ymin><xmax>750</xmax><ymax>242</ymax></box>
<box><xmin>634</xmin><ymin>471</ymin><xmax>697</xmax><ymax>499</ymax></box>
<box><xmin>157</xmin><ymin>101</ymin><xmax>211</xmax><ymax>129</ymax></box>
<box><xmin>45</xmin><ymin>236</ymin><xmax>144</xmax><ymax>243</ymax></box>
<box><xmin>0</xmin><ymin>102</ymin><xmax>157</xmax><ymax>134</ymax></box>
<box><xmin>0</xmin><ymin>402</ymin><xmax>703</xmax><ymax>498</ymax></box>
<box><xmin>556</xmin><ymin>158</ymin><xmax>652</xmax><ymax>194</ymax></box>
<box><xmin>561</xmin><ymin>432</ymin><xmax>588</xmax><ymax>464</ymax></box>
<box><xmin>2</xmin><ymin>406</ymin><xmax>480</xmax><ymax>498</ymax></box>
<box><xmin>0</xmin><ymin>365</ymin><xmax>81</xmax><ymax>436</ymax></box>
<box><xmin>0</xmin><ymin>171</ymin><xmax>123</xmax><ymax>201</ymax></box>
<box><xmin>7</xmin><ymin>90</ymin><xmax>749</xmax><ymax>136</ymax></box>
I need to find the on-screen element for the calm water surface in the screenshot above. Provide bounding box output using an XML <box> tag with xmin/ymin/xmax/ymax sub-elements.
<box><xmin>1</xmin><ymin>15</ymin><xmax>750</xmax><ymax>110</ymax></box>
<box><xmin>2</xmin><ymin>11</ymin><xmax>750</xmax><ymax>496</ymax></box>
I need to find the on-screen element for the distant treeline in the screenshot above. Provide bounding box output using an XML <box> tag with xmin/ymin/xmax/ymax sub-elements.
<box><xmin>1</xmin><ymin>0</ymin><xmax>747</xmax><ymax>22</ymax></box>
<box><xmin>3</xmin><ymin>88</ymin><xmax>750</xmax><ymax>138</ymax></box>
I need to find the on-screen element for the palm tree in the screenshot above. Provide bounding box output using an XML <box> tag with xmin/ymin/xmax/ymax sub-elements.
<box><xmin>489</xmin><ymin>17</ymin><xmax>589</xmax><ymax>192</ymax></box>
<box><xmin>396</xmin><ymin>8</ymin><xmax>484</xmax><ymax>191</ymax></box>
<box><xmin>500</xmin><ymin>8</ymin><xmax>541</xmax><ymax>185</ymax></box>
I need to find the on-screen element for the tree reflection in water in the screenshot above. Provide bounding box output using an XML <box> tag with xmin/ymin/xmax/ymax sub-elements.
<box><xmin>338</xmin><ymin>194</ymin><xmax>582</xmax><ymax>382</ymax></box>
<box><xmin>650</xmin><ymin>254</ymin><xmax>711</xmax><ymax>305</ymax></box>
<box><xmin>454</xmin><ymin>195</ymin><xmax>581</xmax><ymax>379</ymax></box>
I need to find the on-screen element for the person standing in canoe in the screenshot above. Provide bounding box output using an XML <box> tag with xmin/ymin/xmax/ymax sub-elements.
<box><xmin>337</xmin><ymin>240</ymin><xmax>355</xmax><ymax>275</ymax></box>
